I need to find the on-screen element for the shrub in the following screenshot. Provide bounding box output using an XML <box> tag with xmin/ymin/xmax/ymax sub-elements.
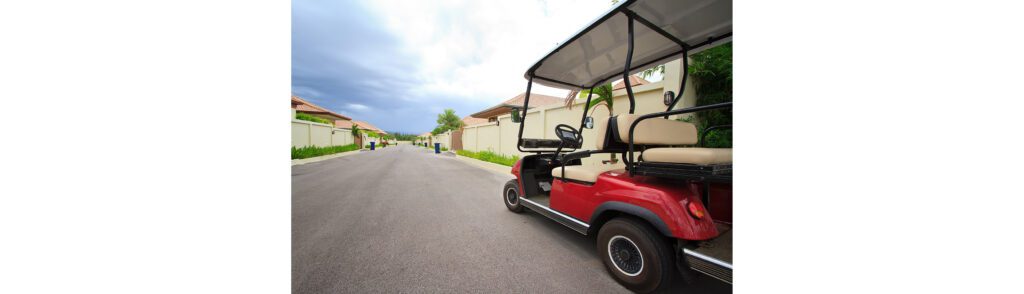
<box><xmin>291</xmin><ymin>144</ymin><xmax>359</xmax><ymax>159</ymax></box>
<box><xmin>456</xmin><ymin>149</ymin><xmax>520</xmax><ymax>167</ymax></box>
<box><xmin>295</xmin><ymin>113</ymin><xmax>334</xmax><ymax>125</ymax></box>
<box><xmin>687</xmin><ymin>42</ymin><xmax>732</xmax><ymax>148</ymax></box>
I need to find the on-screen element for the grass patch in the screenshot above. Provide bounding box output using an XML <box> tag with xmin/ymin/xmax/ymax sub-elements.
<box><xmin>456</xmin><ymin>149</ymin><xmax>519</xmax><ymax>166</ymax></box>
<box><xmin>292</xmin><ymin>144</ymin><xmax>359</xmax><ymax>159</ymax></box>
<box><xmin>295</xmin><ymin>113</ymin><xmax>333</xmax><ymax>125</ymax></box>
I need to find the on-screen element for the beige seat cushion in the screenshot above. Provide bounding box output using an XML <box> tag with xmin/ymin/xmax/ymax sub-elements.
<box><xmin>594</xmin><ymin>116</ymin><xmax>610</xmax><ymax>150</ymax></box>
<box><xmin>642</xmin><ymin>148</ymin><xmax>733</xmax><ymax>165</ymax></box>
<box><xmin>615</xmin><ymin>114</ymin><xmax>698</xmax><ymax>146</ymax></box>
<box><xmin>551</xmin><ymin>164</ymin><xmax>623</xmax><ymax>183</ymax></box>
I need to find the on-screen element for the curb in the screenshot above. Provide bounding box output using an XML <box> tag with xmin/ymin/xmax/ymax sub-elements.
<box><xmin>452</xmin><ymin>154</ymin><xmax>512</xmax><ymax>176</ymax></box>
<box><xmin>291</xmin><ymin>149</ymin><xmax>363</xmax><ymax>166</ymax></box>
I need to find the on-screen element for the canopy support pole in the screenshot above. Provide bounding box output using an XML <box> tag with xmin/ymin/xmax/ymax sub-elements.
<box><xmin>623</xmin><ymin>12</ymin><xmax>637</xmax><ymax>114</ymax></box>
<box><xmin>516</xmin><ymin>75</ymin><xmax>534</xmax><ymax>152</ymax></box>
<box><xmin>577</xmin><ymin>88</ymin><xmax>594</xmax><ymax>133</ymax></box>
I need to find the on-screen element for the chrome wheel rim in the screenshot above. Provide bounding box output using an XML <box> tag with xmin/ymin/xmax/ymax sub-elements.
<box><xmin>505</xmin><ymin>187</ymin><xmax>518</xmax><ymax>206</ymax></box>
<box><xmin>608</xmin><ymin>235</ymin><xmax>643</xmax><ymax>276</ymax></box>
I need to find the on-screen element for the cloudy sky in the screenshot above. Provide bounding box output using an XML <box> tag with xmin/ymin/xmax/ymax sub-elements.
<box><xmin>292</xmin><ymin>0</ymin><xmax>617</xmax><ymax>134</ymax></box>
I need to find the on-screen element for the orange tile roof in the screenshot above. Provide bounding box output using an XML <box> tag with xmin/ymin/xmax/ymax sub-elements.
<box><xmin>353</xmin><ymin>120</ymin><xmax>386</xmax><ymax>134</ymax></box>
<box><xmin>334</xmin><ymin>120</ymin><xmax>354</xmax><ymax>129</ymax></box>
<box><xmin>291</xmin><ymin>95</ymin><xmax>352</xmax><ymax>120</ymax></box>
<box><xmin>612</xmin><ymin>75</ymin><xmax>650</xmax><ymax>90</ymax></box>
<box><xmin>470</xmin><ymin>92</ymin><xmax>564</xmax><ymax>119</ymax></box>
<box><xmin>501</xmin><ymin>92</ymin><xmax>564</xmax><ymax>108</ymax></box>
<box><xmin>462</xmin><ymin>116</ymin><xmax>488</xmax><ymax>126</ymax></box>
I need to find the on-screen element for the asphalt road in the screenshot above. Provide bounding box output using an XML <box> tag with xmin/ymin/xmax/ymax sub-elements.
<box><xmin>292</xmin><ymin>144</ymin><xmax>730</xmax><ymax>293</ymax></box>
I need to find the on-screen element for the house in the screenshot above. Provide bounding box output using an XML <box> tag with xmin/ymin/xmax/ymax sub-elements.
<box><xmin>467</xmin><ymin>92</ymin><xmax>565</xmax><ymax>122</ymax></box>
<box><xmin>461</xmin><ymin>116</ymin><xmax>488</xmax><ymax>127</ymax></box>
<box><xmin>353</xmin><ymin>120</ymin><xmax>386</xmax><ymax>135</ymax></box>
<box><xmin>334</xmin><ymin>120</ymin><xmax>354</xmax><ymax>129</ymax></box>
<box><xmin>291</xmin><ymin>95</ymin><xmax>352</xmax><ymax>124</ymax></box>
<box><xmin>291</xmin><ymin>95</ymin><xmax>359</xmax><ymax>148</ymax></box>
<box><xmin>611</xmin><ymin>74</ymin><xmax>650</xmax><ymax>90</ymax></box>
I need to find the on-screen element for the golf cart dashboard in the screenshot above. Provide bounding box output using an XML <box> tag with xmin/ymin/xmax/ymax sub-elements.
<box><xmin>520</xmin><ymin>138</ymin><xmax>561</xmax><ymax>149</ymax></box>
<box><xmin>520</xmin><ymin>138</ymin><xmax>581</xmax><ymax>149</ymax></box>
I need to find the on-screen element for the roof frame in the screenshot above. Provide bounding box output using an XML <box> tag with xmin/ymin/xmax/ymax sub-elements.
<box><xmin>525</xmin><ymin>0</ymin><xmax>732</xmax><ymax>90</ymax></box>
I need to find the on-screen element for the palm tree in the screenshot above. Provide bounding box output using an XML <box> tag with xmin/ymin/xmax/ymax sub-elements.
<box><xmin>350</xmin><ymin>125</ymin><xmax>363</xmax><ymax>147</ymax></box>
<box><xmin>575</xmin><ymin>83</ymin><xmax>614</xmax><ymax>113</ymax></box>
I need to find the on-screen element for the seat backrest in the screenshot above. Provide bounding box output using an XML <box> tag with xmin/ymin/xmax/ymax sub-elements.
<box><xmin>615</xmin><ymin>114</ymin><xmax>699</xmax><ymax>146</ymax></box>
<box><xmin>594</xmin><ymin>115</ymin><xmax>611</xmax><ymax>150</ymax></box>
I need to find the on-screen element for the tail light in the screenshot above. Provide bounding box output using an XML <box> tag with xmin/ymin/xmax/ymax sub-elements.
<box><xmin>687</xmin><ymin>201</ymin><xmax>705</xmax><ymax>219</ymax></box>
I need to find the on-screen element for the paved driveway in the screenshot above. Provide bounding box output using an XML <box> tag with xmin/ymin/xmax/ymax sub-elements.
<box><xmin>292</xmin><ymin>144</ymin><xmax>730</xmax><ymax>293</ymax></box>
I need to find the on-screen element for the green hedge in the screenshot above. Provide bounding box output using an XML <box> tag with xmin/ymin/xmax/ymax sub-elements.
<box><xmin>295</xmin><ymin>113</ymin><xmax>334</xmax><ymax>125</ymax></box>
<box><xmin>292</xmin><ymin>144</ymin><xmax>359</xmax><ymax>159</ymax></box>
<box><xmin>456</xmin><ymin>149</ymin><xmax>519</xmax><ymax>166</ymax></box>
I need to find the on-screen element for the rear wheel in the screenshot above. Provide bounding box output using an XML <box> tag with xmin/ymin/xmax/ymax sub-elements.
<box><xmin>597</xmin><ymin>217</ymin><xmax>678</xmax><ymax>293</ymax></box>
<box><xmin>503</xmin><ymin>179</ymin><xmax>524</xmax><ymax>213</ymax></box>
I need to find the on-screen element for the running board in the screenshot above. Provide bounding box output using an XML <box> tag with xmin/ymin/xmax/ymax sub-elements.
<box><xmin>520</xmin><ymin>198</ymin><xmax>590</xmax><ymax>235</ymax></box>
<box><xmin>683</xmin><ymin>248</ymin><xmax>732</xmax><ymax>284</ymax></box>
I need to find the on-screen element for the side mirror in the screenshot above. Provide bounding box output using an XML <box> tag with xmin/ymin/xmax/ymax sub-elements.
<box><xmin>511</xmin><ymin>109</ymin><xmax>522</xmax><ymax>123</ymax></box>
<box><xmin>584</xmin><ymin>116</ymin><xmax>594</xmax><ymax>129</ymax></box>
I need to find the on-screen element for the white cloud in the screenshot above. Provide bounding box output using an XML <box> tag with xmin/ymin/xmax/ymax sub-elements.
<box><xmin>347</xmin><ymin>103</ymin><xmax>371</xmax><ymax>111</ymax></box>
<box><xmin>361</xmin><ymin>0</ymin><xmax>612</xmax><ymax>104</ymax></box>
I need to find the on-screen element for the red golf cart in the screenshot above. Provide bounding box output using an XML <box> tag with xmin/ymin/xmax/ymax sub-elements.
<box><xmin>501</xmin><ymin>0</ymin><xmax>732</xmax><ymax>292</ymax></box>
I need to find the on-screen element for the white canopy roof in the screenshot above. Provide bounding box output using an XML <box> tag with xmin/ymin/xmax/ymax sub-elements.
<box><xmin>526</xmin><ymin>0</ymin><xmax>732</xmax><ymax>90</ymax></box>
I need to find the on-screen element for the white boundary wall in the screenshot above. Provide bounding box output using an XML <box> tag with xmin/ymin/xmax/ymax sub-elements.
<box><xmin>430</xmin><ymin>131</ymin><xmax>453</xmax><ymax>150</ymax></box>
<box><xmin>291</xmin><ymin>120</ymin><xmax>355</xmax><ymax>148</ymax></box>
<box><xmin>459</xmin><ymin>59</ymin><xmax>698</xmax><ymax>168</ymax></box>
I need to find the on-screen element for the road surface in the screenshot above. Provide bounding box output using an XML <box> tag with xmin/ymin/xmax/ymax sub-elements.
<box><xmin>292</xmin><ymin>144</ymin><xmax>730</xmax><ymax>293</ymax></box>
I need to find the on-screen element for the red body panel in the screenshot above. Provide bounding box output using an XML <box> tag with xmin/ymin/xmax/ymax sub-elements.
<box><xmin>549</xmin><ymin>170</ymin><xmax>720</xmax><ymax>241</ymax></box>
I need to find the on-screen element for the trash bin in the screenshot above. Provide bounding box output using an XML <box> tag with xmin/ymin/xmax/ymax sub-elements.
<box><xmin>370</xmin><ymin>141</ymin><xmax>375</xmax><ymax>150</ymax></box>
<box><xmin>434</xmin><ymin>143</ymin><xmax>440</xmax><ymax>154</ymax></box>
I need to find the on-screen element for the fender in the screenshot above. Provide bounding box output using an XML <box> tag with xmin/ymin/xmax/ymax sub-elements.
<box><xmin>589</xmin><ymin>201</ymin><xmax>673</xmax><ymax>237</ymax></box>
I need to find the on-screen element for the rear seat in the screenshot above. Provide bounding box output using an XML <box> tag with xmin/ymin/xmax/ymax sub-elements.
<box><xmin>553</xmin><ymin>112</ymin><xmax>731</xmax><ymax>183</ymax></box>
<box><xmin>612</xmin><ymin>114</ymin><xmax>732</xmax><ymax>165</ymax></box>
<box><xmin>642</xmin><ymin>148</ymin><xmax>732</xmax><ymax>165</ymax></box>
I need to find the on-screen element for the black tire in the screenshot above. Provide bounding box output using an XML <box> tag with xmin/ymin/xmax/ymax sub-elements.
<box><xmin>597</xmin><ymin>217</ymin><xmax>679</xmax><ymax>293</ymax></box>
<box><xmin>503</xmin><ymin>179</ymin><xmax>524</xmax><ymax>213</ymax></box>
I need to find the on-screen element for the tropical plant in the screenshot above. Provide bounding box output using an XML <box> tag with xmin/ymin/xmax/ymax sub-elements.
<box><xmin>386</xmin><ymin>132</ymin><xmax>419</xmax><ymax>141</ymax></box>
<box><xmin>577</xmin><ymin>83</ymin><xmax>615</xmax><ymax>113</ymax></box>
<box><xmin>295</xmin><ymin>113</ymin><xmax>333</xmax><ymax>125</ymax></box>
<box><xmin>350</xmin><ymin>124</ymin><xmax>361</xmax><ymax>137</ymax></box>
<box><xmin>434</xmin><ymin>108</ymin><xmax>464</xmax><ymax>134</ymax></box>
<box><xmin>638</xmin><ymin>64</ymin><xmax>665</xmax><ymax>80</ymax></box>
<box><xmin>685</xmin><ymin>42</ymin><xmax>732</xmax><ymax>148</ymax></box>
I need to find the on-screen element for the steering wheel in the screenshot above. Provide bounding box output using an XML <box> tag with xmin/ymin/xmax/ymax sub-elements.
<box><xmin>554</xmin><ymin>124</ymin><xmax>582</xmax><ymax>149</ymax></box>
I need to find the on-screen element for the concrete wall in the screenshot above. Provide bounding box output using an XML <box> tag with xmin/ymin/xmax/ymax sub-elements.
<box><xmin>433</xmin><ymin>132</ymin><xmax>452</xmax><ymax>150</ymax></box>
<box><xmin>458</xmin><ymin>59</ymin><xmax>699</xmax><ymax>167</ymax></box>
<box><xmin>291</xmin><ymin>120</ymin><xmax>355</xmax><ymax>148</ymax></box>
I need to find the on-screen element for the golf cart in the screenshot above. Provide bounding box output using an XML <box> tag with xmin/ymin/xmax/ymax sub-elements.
<box><xmin>501</xmin><ymin>0</ymin><xmax>732</xmax><ymax>292</ymax></box>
